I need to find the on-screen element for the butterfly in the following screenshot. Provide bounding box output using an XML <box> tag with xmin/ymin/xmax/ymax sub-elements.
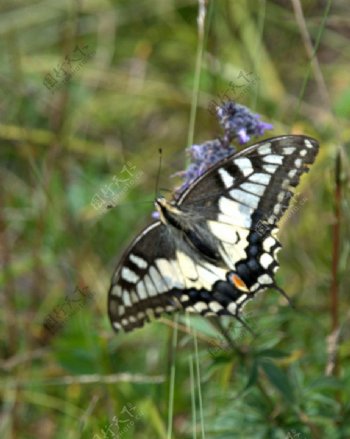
<box><xmin>108</xmin><ymin>135</ymin><xmax>319</xmax><ymax>333</ymax></box>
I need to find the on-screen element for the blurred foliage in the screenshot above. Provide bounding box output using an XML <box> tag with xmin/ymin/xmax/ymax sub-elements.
<box><xmin>1</xmin><ymin>0</ymin><xmax>350</xmax><ymax>438</ymax></box>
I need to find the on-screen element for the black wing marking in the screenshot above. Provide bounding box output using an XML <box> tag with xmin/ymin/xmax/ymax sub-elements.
<box><xmin>108</xmin><ymin>135</ymin><xmax>319</xmax><ymax>332</ymax></box>
<box><xmin>108</xmin><ymin>222</ymin><xmax>177</xmax><ymax>332</ymax></box>
<box><xmin>108</xmin><ymin>221</ymin><xmax>240</xmax><ymax>332</ymax></box>
<box><xmin>179</xmin><ymin>135</ymin><xmax>318</xmax><ymax>227</ymax></box>
<box><xmin>177</xmin><ymin>134</ymin><xmax>319</xmax><ymax>294</ymax></box>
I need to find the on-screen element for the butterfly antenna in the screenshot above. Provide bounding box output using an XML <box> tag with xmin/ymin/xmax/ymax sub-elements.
<box><xmin>154</xmin><ymin>148</ymin><xmax>163</xmax><ymax>198</ymax></box>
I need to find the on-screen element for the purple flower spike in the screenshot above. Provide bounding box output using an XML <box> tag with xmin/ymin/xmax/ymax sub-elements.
<box><xmin>169</xmin><ymin>101</ymin><xmax>273</xmax><ymax>202</ymax></box>
<box><xmin>257</xmin><ymin>120</ymin><xmax>273</xmax><ymax>135</ymax></box>
<box><xmin>188</xmin><ymin>144</ymin><xmax>205</xmax><ymax>161</ymax></box>
<box><xmin>237</xmin><ymin>128</ymin><xmax>250</xmax><ymax>144</ymax></box>
<box><xmin>172</xmin><ymin>138</ymin><xmax>236</xmax><ymax>199</ymax></box>
<box><xmin>152</xmin><ymin>100</ymin><xmax>273</xmax><ymax>217</ymax></box>
<box><xmin>216</xmin><ymin>101</ymin><xmax>273</xmax><ymax>146</ymax></box>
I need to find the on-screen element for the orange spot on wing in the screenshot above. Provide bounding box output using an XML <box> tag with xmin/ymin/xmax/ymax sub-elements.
<box><xmin>230</xmin><ymin>274</ymin><xmax>249</xmax><ymax>292</ymax></box>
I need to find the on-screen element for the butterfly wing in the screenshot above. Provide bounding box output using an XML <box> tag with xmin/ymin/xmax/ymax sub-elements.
<box><xmin>108</xmin><ymin>135</ymin><xmax>319</xmax><ymax>333</ymax></box>
<box><xmin>109</xmin><ymin>222</ymin><xmax>176</xmax><ymax>332</ymax></box>
<box><xmin>108</xmin><ymin>220</ymin><xmax>231</xmax><ymax>332</ymax></box>
<box><xmin>178</xmin><ymin>134</ymin><xmax>319</xmax><ymax>295</ymax></box>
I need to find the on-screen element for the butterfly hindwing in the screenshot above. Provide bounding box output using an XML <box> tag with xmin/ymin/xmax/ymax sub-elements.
<box><xmin>109</xmin><ymin>222</ymin><xmax>178</xmax><ymax>332</ymax></box>
<box><xmin>108</xmin><ymin>135</ymin><xmax>319</xmax><ymax>332</ymax></box>
<box><xmin>108</xmin><ymin>222</ymin><xmax>231</xmax><ymax>331</ymax></box>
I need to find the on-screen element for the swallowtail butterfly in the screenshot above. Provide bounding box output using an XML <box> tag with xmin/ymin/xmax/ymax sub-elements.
<box><xmin>108</xmin><ymin>135</ymin><xmax>319</xmax><ymax>332</ymax></box>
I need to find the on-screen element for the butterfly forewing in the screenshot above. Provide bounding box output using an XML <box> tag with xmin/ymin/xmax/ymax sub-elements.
<box><xmin>179</xmin><ymin>135</ymin><xmax>317</xmax><ymax>227</ymax></box>
<box><xmin>108</xmin><ymin>135</ymin><xmax>319</xmax><ymax>332</ymax></box>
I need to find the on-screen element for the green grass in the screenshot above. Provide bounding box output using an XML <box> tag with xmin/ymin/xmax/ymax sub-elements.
<box><xmin>1</xmin><ymin>1</ymin><xmax>350</xmax><ymax>438</ymax></box>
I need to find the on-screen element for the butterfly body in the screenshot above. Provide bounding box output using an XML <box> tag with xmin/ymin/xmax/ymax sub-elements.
<box><xmin>155</xmin><ymin>196</ymin><xmax>222</xmax><ymax>262</ymax></box>
<box><xmin>108</xmin><ymin>135</ymin><xmax>319</xmax><ymax>333</ymax></box>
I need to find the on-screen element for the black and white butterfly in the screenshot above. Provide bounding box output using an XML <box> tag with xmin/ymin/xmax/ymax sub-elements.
<box><xmin>108</xmin><ymin>135</ymin><xmax>319</xmax><ymax>333</ymax></box>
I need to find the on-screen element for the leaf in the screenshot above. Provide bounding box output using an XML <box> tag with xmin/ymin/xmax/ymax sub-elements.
<box><xmin>244</xmin><ymin>359</ymin><xmax>259</xmax><ymax>391</ymax></box>
<box><xmin>260</xmin><ymin>360</ymin><xmax>295</xmax><ymax>403</ymax></box>
<box><xmin>257</xmin><ymin>349</ymin><xmax>288</xmax><ymax>359</ymax></box>
<box><xmin>306</xmin><ymin>376</ymin><xmax>342</xmax><ymax>391</ymax></box>
<box><xmin>143</xmin><ymin>400</ymin><xmax>167</xmax><ymax>439</ymax></box>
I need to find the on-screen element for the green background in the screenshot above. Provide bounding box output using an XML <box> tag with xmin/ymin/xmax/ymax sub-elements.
<box><xmin>1</xmin><ymin>0</ymin><xmax>349</xmax><ymax>438</ymax></box>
